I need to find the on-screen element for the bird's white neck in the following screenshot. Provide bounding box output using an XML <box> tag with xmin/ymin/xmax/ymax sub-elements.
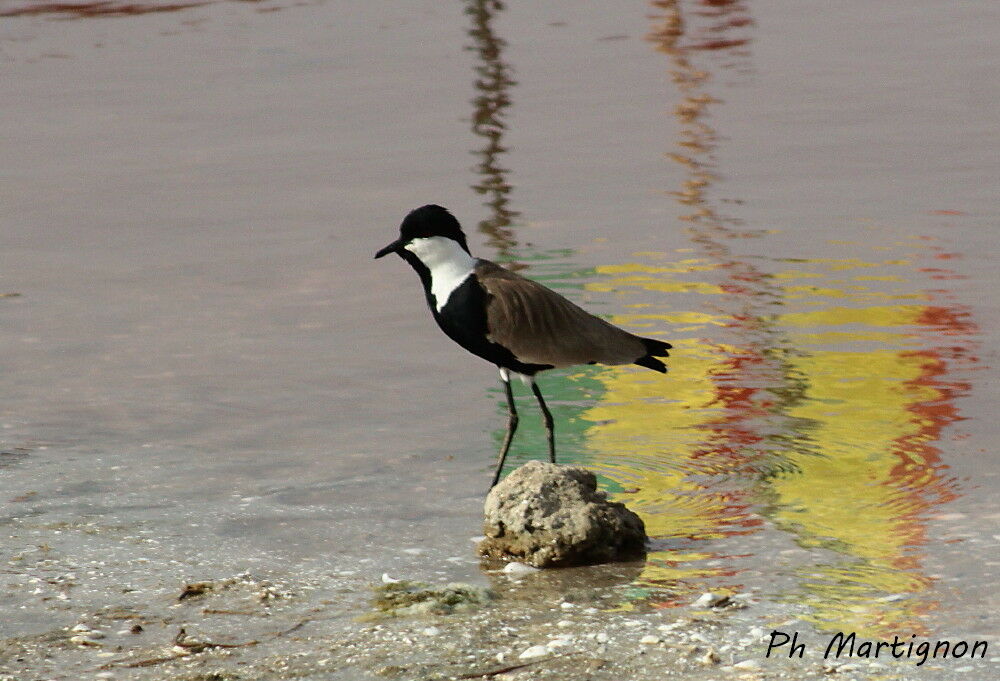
<box><xmin>404</xmin><ymin>236</ymin><xmax>476</xmax><ymax>311</ymax></box>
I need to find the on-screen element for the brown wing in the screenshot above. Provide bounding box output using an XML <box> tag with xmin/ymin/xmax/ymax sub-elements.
<box><xmin>476</xmin><ymin>260</ymin><xmax>645</xmax><ymax>368</ymax></box>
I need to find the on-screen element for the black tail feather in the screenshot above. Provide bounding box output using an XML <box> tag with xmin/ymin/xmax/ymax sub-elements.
<box><xmin>634</xmin><ymin>337</ymin><xmax>672</xmax><ymax>373</ymax></box>
<box><xmin>635</xmin><ymin>355</ymin><xmax>667</xmax><ymax>373</ymax></box>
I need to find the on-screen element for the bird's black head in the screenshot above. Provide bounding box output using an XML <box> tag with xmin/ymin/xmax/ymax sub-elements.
<box><xmin>374</xmin><ymin>205</ymin><xmax>470</xmax><ymax>259</ymax></box>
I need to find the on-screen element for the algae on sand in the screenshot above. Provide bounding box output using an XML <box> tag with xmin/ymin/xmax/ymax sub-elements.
<box><xmin>371</xmin><ymin>581</ymin><xmax>493</xmax><ymax>616</ymax></box>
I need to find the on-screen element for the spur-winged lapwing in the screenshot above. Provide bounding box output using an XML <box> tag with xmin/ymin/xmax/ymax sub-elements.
<box><xmin>375</xmin><ymin>205</ymin><xmax>671</xmax><ymax>487</ymax></box>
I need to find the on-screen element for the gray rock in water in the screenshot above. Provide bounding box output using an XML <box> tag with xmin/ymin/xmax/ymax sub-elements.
<box><xmin>477</xmin><ymin>461</ymin><xmax>647</xmax><ymax>567</ymax></box>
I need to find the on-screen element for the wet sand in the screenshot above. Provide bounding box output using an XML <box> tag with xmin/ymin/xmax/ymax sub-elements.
<box><xmin>2</xmin><ymin>1</ymin><xmax>998</xmax><ymax>679</ymax></box>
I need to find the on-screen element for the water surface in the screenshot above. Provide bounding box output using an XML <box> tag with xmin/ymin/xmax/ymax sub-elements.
<box><xmin>2</xmin><ymin>0</ymin><xmax>998</xmax><ymax>672</ymax></box>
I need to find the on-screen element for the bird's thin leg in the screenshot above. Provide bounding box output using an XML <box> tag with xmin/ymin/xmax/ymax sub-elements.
<box><xmin>491</xmin><ymin>369</ymin><xmax>519</xmax><ymax>488</ymax></box>
<box><xmin>531</xmin><ymin>379</ymin><xmax>556</xmax><ymax>464</ymax></box>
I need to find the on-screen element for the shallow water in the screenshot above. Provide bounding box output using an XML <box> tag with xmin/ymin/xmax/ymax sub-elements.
<box><xmin>2</xmin><ymin>0</ymin><xmax>998</xmax><ymax>674</ymax></box>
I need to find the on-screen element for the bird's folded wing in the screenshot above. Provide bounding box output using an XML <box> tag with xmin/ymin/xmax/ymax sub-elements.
<box><xmin>476</xmin><ymin>260</ymin><xmax>644</xmax><ymax>367</ymax></box>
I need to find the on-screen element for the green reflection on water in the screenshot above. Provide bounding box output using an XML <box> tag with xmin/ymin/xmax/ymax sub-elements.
<box><xmin>483</xmin><ymin>253</ymin><xmax>610</xmax><ymax>479</ymax></box>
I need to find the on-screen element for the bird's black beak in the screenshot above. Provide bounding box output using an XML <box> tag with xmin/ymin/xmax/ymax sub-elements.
<box><xmin>374</xmin><ymin>238</ymin><xmax>405</xmax><ymax>260</ymax></box>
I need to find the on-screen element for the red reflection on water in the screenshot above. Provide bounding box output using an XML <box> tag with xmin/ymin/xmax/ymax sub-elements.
<box><xmin>717</xmin><ymin>282</ymin><xmax>754</xmax><ymax>296</ymax></box>
<box><xmin>885</xmin><ymin>358</ymin><xmax>957</xmax><ymax>567</ymax></box>
<box><xmin>880</xmin><ymin>286</ymin><xmax>979</xmax><ymax>569</ymax></box>
<box><xmin>687</xmin><ymin>38</ymin><xmax>749</xmax><ymax>51</ymax></box>
<box><xmin>695</xmin><ymin>346</ymin><xmax>774</xmax><ymax>470</ymax></box>
<box><xmin>645</xmin><ymin>1</ymin><xmax>982</xmax><ymax>629</ymax></box>
<box><xmin>915</xmin><ymin>305</ymin><xmax>976</xmax><ymax>335</ymax></box>
<box><xmin>688</xmin><ymin>0</ymin><xmax>751</xmax><ymax>51</ymax></box>
<box><xmin>644</xmin><ymin>0</ymin><xmax>768</xmax><ymax>546</ymax></box>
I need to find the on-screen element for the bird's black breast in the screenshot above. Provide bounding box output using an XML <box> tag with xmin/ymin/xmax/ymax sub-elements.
<box><xmin>433</xmin><ymin>274</ymin><xmax>551</xmax><ymax>375</ymax></box>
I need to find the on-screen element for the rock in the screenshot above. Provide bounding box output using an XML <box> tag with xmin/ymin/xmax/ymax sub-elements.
<box><xmin>477</xmin><ymin>462</ymin><xmax>647</xmax><ymax>567</ymax></box>
<box><xmin>699</xmin><ymin>649</ymin><xmax>720</xmax><ymax>665</ymax></box>
<box><xmin>519</xmin><ymin>644</ymin><xmax>549</xmax><ymax>659</ymax></box>
<box><xmin>691</xmin><ymin>591</ymin><xmax>730</xmax><ymax>608</ymax></box>
<box><xmin>547</xmin><ymin>635</ymin><xmax>572</xmax><ymax>649</ymax></box>
<box><xmin>178</xmin><ymin>581</ymin><xmax>214</xmax><ymax>600</ymax></box>
<box><xmin>502</xmin><ymin>561</ymin><xmax>539</xmax><ymax>576</ymax></box>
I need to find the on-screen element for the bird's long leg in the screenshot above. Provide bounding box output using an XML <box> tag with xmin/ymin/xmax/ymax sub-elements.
<box><xmin>491</xmin><ymin>368</ymin><xmax>519</xmax><ymax>488</ymax></box>
<box><xmin>530</xmin><ymin>379</ymin><xmax>556</xmax><ymax>464</ymax></box>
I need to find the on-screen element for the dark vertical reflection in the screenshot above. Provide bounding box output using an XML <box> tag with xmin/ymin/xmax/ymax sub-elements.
<box><xmin>464</xmin><ymin>0</ymin><xmax>520</xmax><ymax>262</ymax></box>
<box><xmin>0</xmin><ymin>0</ymin><xmax>284</xmax><ymax>18</ymax></box>
<box><xmin>464</xmin><ymin>1</ymin><xmax>612</xmax><ymax>477</ymax></box>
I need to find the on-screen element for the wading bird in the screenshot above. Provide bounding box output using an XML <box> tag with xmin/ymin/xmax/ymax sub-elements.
<box><xmin>375</xmin><ymin>205</ymin><xmax>671</xmax><ymax>486</ymax></box>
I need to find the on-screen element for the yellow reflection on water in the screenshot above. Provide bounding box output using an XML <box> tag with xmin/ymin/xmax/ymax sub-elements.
<box><xmin>577</xmin><ymin>251</ymin><xmax>972</xmax><ymax>634</ymax></box>
<box><xmin>577</xmin><ymin>0</ymin><xmax>981</xmax><ymax>635</ymax></box>
<box><xmin>769</xmin><ymin>348</ymin><xmax>956</xmax><ymax>634</ymax></box>
<box><xmin>578</xmin><ymin>340</ymin><xmax>753</xmax><ymax>600</ymax></box>
<box><xmin>588</xmin><ymin>278</ymin><xmax>726</xmax><ymax>296</ymax></box>
<box><xmin>769</xmin><ymin>350</ymin><xmax>948</xmax><ymax>635</ymax></box>
<box><xmin>781</xmin><ymin>305</ymin><xmax>930</xmax><ymax>328</ymax></box>
<box><xmin>580</xmin><ymin>345</ymin><xmax>730</xmax><ymax>522</ymax></box>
